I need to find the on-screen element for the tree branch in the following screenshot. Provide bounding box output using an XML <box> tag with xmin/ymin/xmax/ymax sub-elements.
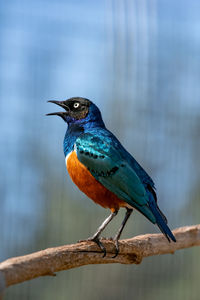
<box><xmin>0</xmin><ymin>225</ymin><xmax>199</xmax><ymax>291</ymax></box>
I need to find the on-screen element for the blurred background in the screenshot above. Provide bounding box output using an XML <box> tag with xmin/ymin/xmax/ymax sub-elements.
<box><xmin>0</xmin><ymin>0</ymin><xmax>200</xmax><ymax>299</ymax></box>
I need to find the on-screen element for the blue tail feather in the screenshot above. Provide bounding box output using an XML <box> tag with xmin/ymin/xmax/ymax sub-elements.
<box><xmin>148</xmin><ymin>194</ymin><xmax>176</xmax><ymax>242</ymax></box>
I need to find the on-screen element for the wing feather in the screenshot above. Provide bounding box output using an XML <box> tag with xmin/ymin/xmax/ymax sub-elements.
<box><xmin>75</xmin><ymin>133</ymin><xmax>156</xmax><ymax>222</ymax></box>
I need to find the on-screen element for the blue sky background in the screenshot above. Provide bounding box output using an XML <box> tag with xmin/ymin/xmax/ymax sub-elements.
<box><xmin>0</xmin><ymin>0</ymin><xmax>200</xmax><ymax>299</ymax></box>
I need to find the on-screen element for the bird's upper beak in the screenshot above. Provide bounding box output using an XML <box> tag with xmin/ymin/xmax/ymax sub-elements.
<box><xmin>46</xmin><ymin>100</ymin><xmax>69</xmax><ymax>119</ymax></box>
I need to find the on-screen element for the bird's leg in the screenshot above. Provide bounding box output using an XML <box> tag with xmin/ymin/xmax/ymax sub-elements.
<box><xmin>112</xmin><ymin>208</ymin><xmax>133</xmax><ymax>258</ymax></box>
<box><xmin>90</xmin><ymin>210</ymin><xmax>118</xmax><ymax>240</ymax></box>
<box><xmin>80</xmin><ymin>210</ymin><xmax>118</xmax><ymax>257</ymax></box>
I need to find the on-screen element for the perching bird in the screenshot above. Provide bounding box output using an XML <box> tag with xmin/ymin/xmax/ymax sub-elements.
<box><xmin>47</xmin><ymin>97</ymin><xmax>176</xmax><ymax>257</ymax></box>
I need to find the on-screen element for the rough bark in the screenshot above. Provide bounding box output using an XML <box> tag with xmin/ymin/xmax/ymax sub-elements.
<box><xmin>0</xmin><ymin>225</ymin><xmax>199</xmax><ymax>292</ymax></box>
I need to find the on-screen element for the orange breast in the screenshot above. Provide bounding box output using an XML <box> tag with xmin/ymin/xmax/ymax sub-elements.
<box><xmin>66</xmin><ymin>151</ymin><xmax>126</xmax><ymax>211</ymax></box>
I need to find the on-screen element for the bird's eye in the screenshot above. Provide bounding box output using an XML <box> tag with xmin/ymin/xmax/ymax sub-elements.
<box><xmin>74</xmin><ymin>102</ymin><xmax>80</xmax><ymax>108</ymax></box>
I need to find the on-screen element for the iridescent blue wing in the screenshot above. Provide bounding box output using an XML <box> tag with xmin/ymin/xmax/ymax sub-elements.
<box><xmin>75</xmin><ymin>132</ymin><xmax>156</xmax><ymax>223</ymax></box>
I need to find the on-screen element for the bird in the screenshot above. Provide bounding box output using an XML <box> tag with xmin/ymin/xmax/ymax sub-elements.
<box><xmin>47</xmin><ymin>97</ymin><xmax>176</xmax><ymax>257</ymax></box>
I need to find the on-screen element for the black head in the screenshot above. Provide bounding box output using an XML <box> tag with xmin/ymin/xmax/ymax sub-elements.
<box><xmin>46</xmin><ymin>97</ymin><xmax>91</xmax><ymax>122</ymax></box>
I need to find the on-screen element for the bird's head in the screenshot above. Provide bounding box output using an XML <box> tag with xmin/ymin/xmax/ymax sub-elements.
<box><xmin>46</xmin><ymin>97</ymin><xmax>105</xmax><ymax>128</ymax></box>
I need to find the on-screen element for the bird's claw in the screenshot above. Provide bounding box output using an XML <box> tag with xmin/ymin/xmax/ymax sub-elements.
<box><xmin>93</xmin><ymin>237</ymin><xmax>120</xmax><ymax>258</ymax></box>
<box><xmin>78</xmin><ymin>236</ymin><xmax>107</xmax><ymax>257</ymax></box>
<box><xmin>93</xmin><ymin>237</ymin><xmax>107</xmax><ymax>257</ymax></box>
<box><xmin>111</xmin><ymin>239</ymin><xmax>119</xmax><ymax>258</ymax></box>
<box><xmin>78</xmin><ymin>236</ymin><xmax>120</xmax><ymax>258</ymax></box>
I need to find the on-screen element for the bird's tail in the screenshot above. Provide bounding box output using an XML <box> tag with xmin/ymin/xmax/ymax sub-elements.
<box><xmin>148</xmin><ymin>194</ymin><xmax>176</xmax><ymax>242</ymax></box>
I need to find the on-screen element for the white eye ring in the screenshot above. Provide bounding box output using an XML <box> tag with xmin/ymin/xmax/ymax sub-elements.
<box><xmin>74</xmin><ymin>102</ymin><xmax>80</xmax><ymax>108</ymax></box>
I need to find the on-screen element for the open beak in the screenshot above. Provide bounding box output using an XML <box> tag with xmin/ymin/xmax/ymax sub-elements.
<box><xmin>46</xmin><ymin>100</ymin><xmax>69</xmax><ymax>119</ymax></box>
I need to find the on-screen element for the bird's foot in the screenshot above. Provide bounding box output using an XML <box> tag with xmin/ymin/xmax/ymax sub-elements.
<box><xmin>78</xmin><ymin>236</ymin><xmax>119</xmax><ymax>258</ymax></box>
<box><xmin>100</xmin><ymin>236</ymin><xmax>119</xmax><ymax>257</ymax></box>
<box><xmin>111</xmin><ymin>238</ymin><xmax>119</xmax><ymax>258</ymax></box>
<box><xmin>78</xmin><ymin>236</ymin><xmax>107</xmax><ymax>257</ymax></box>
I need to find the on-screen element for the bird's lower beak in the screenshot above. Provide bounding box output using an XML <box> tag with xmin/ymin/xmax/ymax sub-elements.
<box><xmin>46</xmin><ymin>100</ymin><xmax>69</xmax><ymax>119</ymax></box>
